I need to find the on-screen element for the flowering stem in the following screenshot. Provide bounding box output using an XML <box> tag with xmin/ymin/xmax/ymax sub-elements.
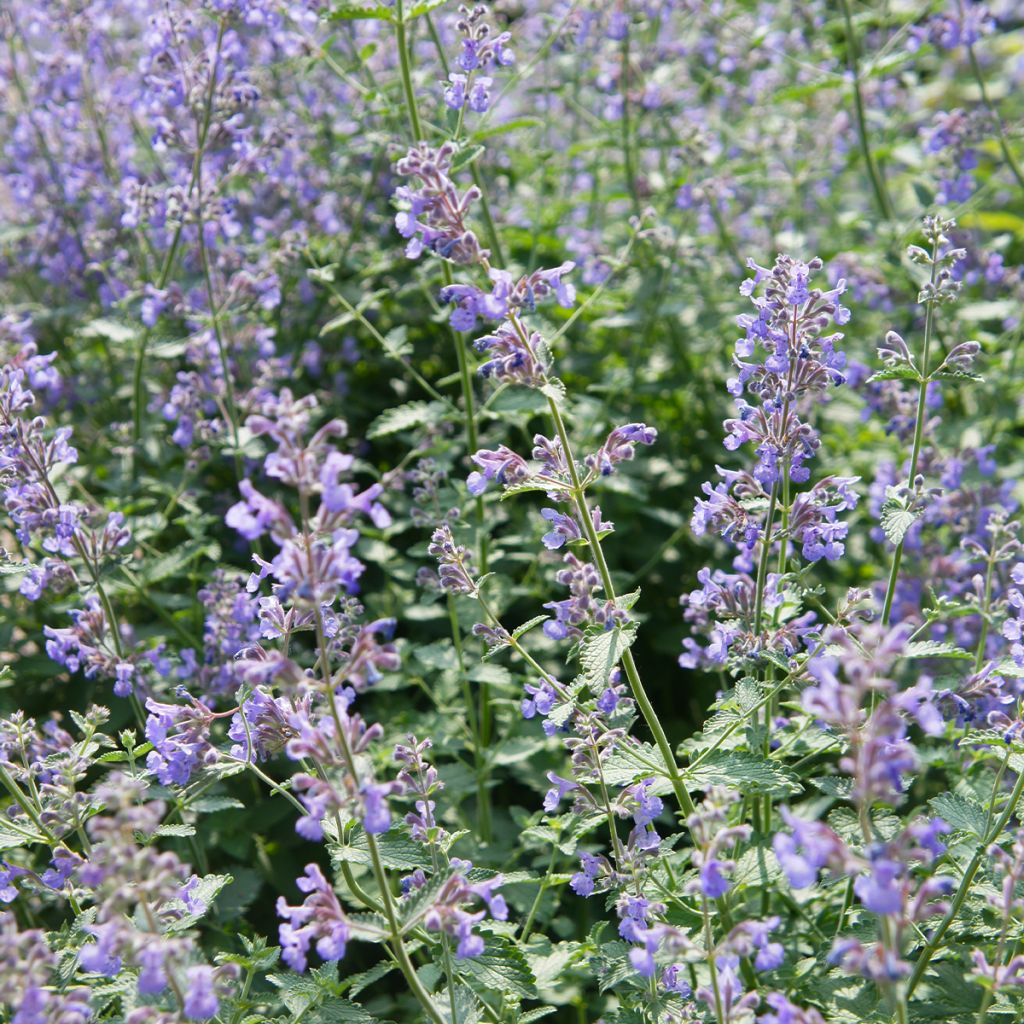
<box><xmin>449</xmin><ymin>594</ymin><xmax>492</xmax><ymax>843</ymax></box>
<box><xmin>881</xmin><ymin>240</ymin><xmax>940</xmax><ymax>626</ymax></box>
<box><xmin>965</xmin><ymin>38</ymin><xmax>1024</xmax><ymax>195</ymax></box>
<box><xmin>752</xmin><ymin>479</ymin><xmax>780</xmax><ymax>638</ymax></box>
<box><xmin>518</xmin><ymin>845</ymin><xmax>558</xmax><ymax>944</ymax></box>
<box><xmin>315</xmin><ymin>611</ymin><xmax>445</xmax><ymax>1024</ymax></box>
<box><xmin>838</xmin><ymin>0</ymin><xmax>895</xmax><ymax>221</ymax></box>
<box><xmin>906</xmin><ymin>761</ymin><xmax>1024</xmax><ymax>996</ymax></box>
<box><xmin>394</xmin><ymin>0</ymin><xmax>424</xmax><ymax>143</ymax></box>
<box><xmin>0</xmin><ymin>763</ymin><xmax>57</xmax><ymax>845</ymax></box>
<box><xmin>702</xmin><ymin>896</ymin><xmax>725</xmax><ymax>1024</ymax></box>
<box><xmin>619</xmin><ymin>29</ymin><xmax>641</xmax><ymax>218</ymax></box>
<box><xmin>131</xmin><ymin>19</ymin><xmax>226</xmax><ymax>468</ymax></box>
<box><xmin>974</xmin><ymin>545</ymin><xmax>999</xmax><ymax>671</ymax></box>
<box><xmin>545</xmin><ymin>393</ymin><xmax>696</xmax><ymax>818</ymax></box>
<box><xmin>391</xmin><ymin>1</ymin><xmax>491</xmax><ymax>770</ymax></box>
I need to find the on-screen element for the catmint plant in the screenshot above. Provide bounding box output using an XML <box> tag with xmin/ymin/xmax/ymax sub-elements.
<box><xmin>1</xmin><ymin>1</ymin><xmax>1023</xmax><ymax>1022</ymax></box>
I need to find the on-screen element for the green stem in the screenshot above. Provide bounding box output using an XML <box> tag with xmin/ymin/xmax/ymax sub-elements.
<box><xmin>449</xmin><ymin>595</ymin><xmax>492</xmax><ymax>842</ymax></box>
<box><xmin>394</xmin><ymin>0</ymin><xmax>424</xmax><ymax>142</ymax></box>
<box><xmin>974</xmin><ymin>546</ymin><xmax>998</xmax><ymax>671</ymax></box>
<box><xmin>906</xmin><ymin>761</ymin><xmax>1024</xmax><ymax>996</ymax></box>
<box><xmin>702</xmin><ymin>896</ymin><xmax>725</xmax><ymax>1024</ymax></box>
<box><xmin>752</xmin><ymin>480</ymin><xmax>780</xmax><ymax>637</ymax></box>
<box><xmin>881</xmin><ymin>240</ymin><xmax>939</xmax><ymax>626</ymax></box>
<box><xmin>519</xmin><ymin>846</ymin><xmax>559</xmax><ymax>944</ymax></box>
<box><xmin>619</xmin><ymin>29</ymin><xmax>641</xmax><ymax>218</ymax></box>
<box><xmin>132</xmin><ymin>20</ymin><xmax>226</xmax><ymax>464</ymax></box>
<box><xmin>545</xmin><ymin>393</ymin><xmax>695</xmax><ymax>818</ymax></box>
<box><xmin>966</xmin><ymin>40</ymin><xmax>1024</xmax><ymax>194</ymax></box>
<box><xmin>839</xmin><ymin>0</ymin><xmax>895</xmax><ymax>221</ymax></box>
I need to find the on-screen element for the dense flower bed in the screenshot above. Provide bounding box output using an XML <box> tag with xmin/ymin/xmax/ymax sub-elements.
<box><xmin>1</xmin><ymin>1</ymin><xmax>1024</xmax><ymax>1021</ymax></box>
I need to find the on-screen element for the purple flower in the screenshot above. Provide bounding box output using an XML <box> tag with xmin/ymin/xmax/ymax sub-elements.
<box><xmin>277</xmin><ymin>864</ymin><xmax>350</xmax><ymax>973</ymax></box>
<box><xmin>700</xmin><ymin>859</ymin><xmax>731</xmax><ymax>898</ymax></box>
<box><xmin>183</xmin><ymin>965</ymin><xmax>219</xmax><ymax>1020</ymax></box>
<box><xmin>854</xmin><ymin>855</ymin><xmax>903</xmax><ymax>916</ymax></box>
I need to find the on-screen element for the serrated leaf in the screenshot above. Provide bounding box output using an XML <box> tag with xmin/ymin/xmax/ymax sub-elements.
<box><xmin>81</xmin><ymin>317</ymin><xmax>136</xmax><ymax>343</ymax></box>
<box><xmin>0</xmin><ymin>817</ymin><xmax>44</xmax><ymax>851</ymax></box>
<box><xmin>932</xmin><ymin>368</ymin><xmax>983</xmax><ymax>383</ymax></box>
<box><xmin>929</xmin><ymin>792</ymin><xmax>988</xmax><ymax>837</ymax></box>
<box><xmin>331</xmin><ymin>828</ymin><xmax>430</xmax><ymax>872</ymax></box>
<box><xmin>499</xmin><ymin>479</ymin><xmax>568</xmax><ymax>500</ymax></box>
<box><xmin>735</xmin><ymin>676</ymin><xmax>763</xmax><ymax>714</ymax></box>
<box><xmin>810</xmin><ymin>776</ymin><xmax>854</xmax><ymax>799</ymax></box>
<box><xmin>381</xmin><ymin>326</ymin><xmax>412</xmax><ymax>360</ymax></box>
<box><xmin>579</xmin><ymin>622</ymin><xmax>638</xmax><ymax>687</ymax></box>
<box><xmin>366</xmin><ymin>401</ymin><xmax>440</xmax><ymax>439</ymax></box>
<box><xmin>154</xmin><ymin>823</ymin><xmax>197</xmax><ymax>837</ymax></box>
<box><xmin>138</xmin><ymin>539</ymin><xmax>219</xmax><ymax>585</ymax></box>
<box><xmin>866</xmin><ymin>364</ymin><xmax>921</xmax><ymax>383</ymax></box>
<box><xmin>345</xmin><ymin>959</ymin><xmax>396</xmax><ymax>997</ymax></box>
<box><xmin>489</xmin><ymin>736</ymin><xmax>548</xmax><ymax>767</ymax></box>
<box><xmin>457</xmin><ymin>940</ymin><xmax>537</xmax><ymax>999</ymax></box>
<box><xmin>451</xmin><ymin>144</ymin><xmax>486</xmax><ymax>172</ymax></box>
<box><xmin>593</xmin><ymin>940</ymin><xmax>639</xmax><ymax>994</ymax></box>
<box><xmin>512</xmin><ymin>615</ymin><xmax>548</xmax><ymax>640</ymax></box>
<box><xmin>189</xmin><ymin>796</ymin><xmax>245</xmax><ymax>814</ymax></box>
<box><xmin>539</xmin><ymin>378</ymin><xmax>566</xmax><ymax>405</ymax></box>
<box><xmin>685</xmin><ymin>750</ymin><xmax>801</xmax><ymax>795</ymax></box>
<box><xmin>601</xmin><ymin>741</ymin><xmax>671</xmax><ymax>786</ymax></box>
<box><xmin>307</xmin><ymin>997</ymin><xmax>381</xmax><ymax>1024</ymax></box>
<box><xmin>905</xmin><ymin>641</ymin><xmax>973</xmax><ymax>660</ymax></box>
<box><xmin>165</xmin><ymin>873</ymin><xmax>233</xmax><ymax>932</ymax></box>
<box><xmin>471</xmin><ymin>117</ymin><xmax>544</xmax><ymax>141</ymax></box>
<box><xmin>328</xmin><ymin>1</ymin><xmax>393</xmax><ymax>21</ymax></box>
<box><xmin>880</xmin><ymin>497</ymin><xmax>918</xmax><ymax>545</ymax></box>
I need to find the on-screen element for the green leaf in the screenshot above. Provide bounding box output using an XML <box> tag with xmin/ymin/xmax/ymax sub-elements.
<box><xmin>345</xmin><ymin>960</ymin><xmax>396</xmax><ymax>997</ymax></box>
<box><xmin>471</xmin><ymin>117</ymin><xmax>544</xmax><ymax>141</ymax></box>
<box><xmin>268</xmin><ymin>965</ymin><xmax>337</xmax><ymax>1016</ymax></box>
<box><xmin>579</xmin><ymin>622</ymin><xmax>638</xmax><ymax>687</ymax></box>
<box><xmin>138</xmin><ymin>539</ymin><xmax>219</xmax><ymax>585</ymax></box>
<box><xmin>880</xmin><ymin>497</ymin><xmax>918</xmax><ymax>546</ymax></box>
<box><xmin>307</xmin><ymin>997</ymin><xmax>381</xmax><ymax>1024</ymax></box>
<box><xmin>933</xmin><ymin>368</ymin><xmax>983</xmax><ymax>383</ymax></box>
<box><xmin>866</xmin><ymin>364</ymin><xmax>921</xmax><ymax>383</ymax></box>
<box><xmin>157</xmin><ymin>823</ymin><xmax>197</xmax><ymax>837</ymax></box>
<box><xmin>331</xmin><ymin>828</ymin><xmax>430</xmax><ymax>872</ymax></box>
<box><xmin>905</xmin><ymin>641</ymin><xmax>973</xmax><ymax>660</ymax></box>
<box><xmin>512</xmin><ymin>615</ymin><xmax>548</xmax><ymax>640</ymax></box>
<box><xmin>381</xmin><ymin>326</ymin><xmax>412</xmax><ymax>360</ymax></box>
<box><xmin>957</xmin><ymin>300</ymin><xmax>1019</xmax><ymax>322</ymax></box>
<box><xmin>328</xmin><ymin>1</ymin><xmax>393</xmax><ymax>21</ymax></box>
<box><xmin>539</xmin><ymin>378</ymin><xmax>566</xmax><ymax>405</ymax></box>
<box><xmin>592</xmin><ymin>941</ymin><xmax>640</xmax><ymax>994</ymax></box>
<box><xmin>500</xmin><ymin>479</ymin><xmax>569</xmax><ymax>500</ymax></box>
<box><xmin>451</xmin><ymin>144</ymin><xmax>486</xmax><ymax>172</ymax></box>
<box><xmin>164</xmin><ymin>873</ymin><xmax>233</xmax><ymax>932</ymax></box>
<box><xmin>366</xmin><ymin>401</ymin><xmax>440</xmax><ymax>439</ymax></box>
<box><xmin>685</xmin><ymin>750</ymin><xmax>801</xmax><ymax>796</ymax></box>
<box><xmin>407</xmin><ymin>0</ymin><xmax>448</xmax><ymax>14</ymax></box>
<box><xmin>80</xmin><ymin>317</ymin><xmax>136</xmax><ymax>344</ymax></box>
<box><xmin>929</xmin><ymin>792</ymin><xmax>988</xmax><ymax>838</ymax></box>
<box><xmin>189</xmin><ymin>796</ymin><xmax>245</xmax><ymax>814</ymax></box>
<box><xmin>0</xmin><ymin>816</ymin><xmax>45</xmax><ymax>852</ymax></box>
<box><xmin>601</xmin><ymin>741</ymin><xmax>671</xmax><ymax>786</ymax></box>
<box><xmin>457</xmin><ymin>940</ymin><xmax>537</xmax><ymax>999</ymax></box>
